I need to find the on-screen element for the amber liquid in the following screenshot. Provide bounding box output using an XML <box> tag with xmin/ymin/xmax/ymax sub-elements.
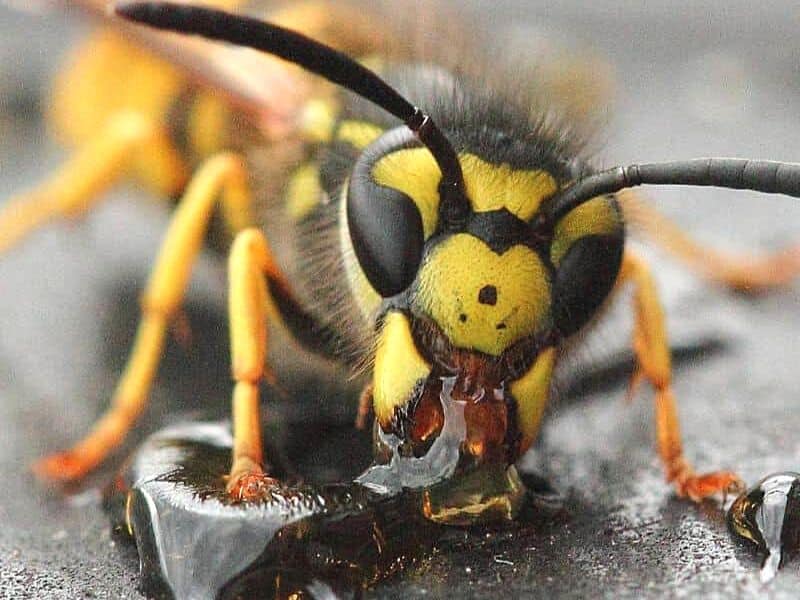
<box><xmin>106</xmin><ymin>423</ymin><xmax>446</xmax><ymax>599</ymax></box>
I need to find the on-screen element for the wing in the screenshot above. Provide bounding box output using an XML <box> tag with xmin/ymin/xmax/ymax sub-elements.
<box><xmin>49</xmin><ymin>0</ymin><xmax>390</xmax><ymax>140</ymax></box>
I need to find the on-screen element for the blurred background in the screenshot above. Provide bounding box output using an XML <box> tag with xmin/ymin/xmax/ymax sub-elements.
<box><xmin>1</xmin><ymin>1</ymin><xmax>800</xmax><ymax>597</ymax></box>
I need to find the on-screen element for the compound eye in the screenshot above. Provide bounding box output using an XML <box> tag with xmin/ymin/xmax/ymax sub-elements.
<box><xmin>549</xmin><ymin>196</ymin><xmax>624</xmax><ymax>337</ymax></box>
<box><xmin>551</xmin><ymin>234</ymin><xmax>623</xmax><ymax>337</ymax></box>
<box><xmin>347</xmin><ymin>129</ymin><xmax>426</xmax><ymax>297</ymax></box>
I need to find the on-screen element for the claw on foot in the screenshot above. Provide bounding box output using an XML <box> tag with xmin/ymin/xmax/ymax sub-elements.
<box><xmin>674</xmin><ymin>470</ymin><xmax>745</xmax><ymax>503</ymax></box>
<box><xmin>225</xmin><ymin>470</ymin><xmax>278</xmax><ymax>503</ymax></box>
<box><xmin>33</xmin><ymin>450</ymin><xmax>93</xmax><ymax>482</ymax></box>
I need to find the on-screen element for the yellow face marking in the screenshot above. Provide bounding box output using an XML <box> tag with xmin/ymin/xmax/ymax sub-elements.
<box><xmin>336</xmin><ymin>120</ymin><xmax>384</xmax><ymax>150</ymax></box>
<box><xmin>510</xmin><ymin>347</ymin><xmax>556</xmax><ymax>453</ymax></box>
<box><xmin>373</xmin><ymin>312</ymin><xmax>432</xmax><ymax>426</ymax></box>
<box><xmin>415</xmin><ymin>234</ymin><xmax>551</xmax><ymax>356</ymax></box>
<box><xmin>371</xmin><ymin>149</ymin><xmax>559</xmax><ymax>238</ymax></box>
<box><xmin>550</xmin><ymin>197</ymin><xmax>622</xmax><ymax>265</ymax></box>
<box><xmin>372</xmin><ymin>148</ymin><xmax>442</xmax><ymax>238</ymax></box>
<box><xmin>285</xmin><ymin>163</ymin><xmax>322</xmax><ymax>222</ymax></box>
<box><xmin>461</xmin><ymin>154</ymin><xmax>558</xmax><ymax>220</ymax></box>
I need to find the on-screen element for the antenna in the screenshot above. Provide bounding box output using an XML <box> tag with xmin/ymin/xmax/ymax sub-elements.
<box><xmin>550</xmin><ymin>158</ymin><xmax>800</xmax><ymax>221</ymax></box>
<box><xmin>115</xmin><ymin>1</ymin><xmax>465</xmax><ymax>196</ymax></box>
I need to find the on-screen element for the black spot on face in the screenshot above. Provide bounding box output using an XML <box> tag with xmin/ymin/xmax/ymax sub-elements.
<box><xmin>478</xmin><ymin>285</ymin><xmax>498</xmax><ymax>306</ymax></box>
<box><xmin>459</xmin><ymin>313</ymin><xmax>468</xmax><ymax>323</ymax></box>
<box><xmin>496</xmin><ymin>323</ymin><xmax>507</xmax><ymax>330</ymax></box>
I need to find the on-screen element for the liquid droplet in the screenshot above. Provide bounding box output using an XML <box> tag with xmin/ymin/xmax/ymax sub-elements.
<box><xmin>727</xmin><ymin>472</ymin><xmax>800</xmax><ymax>582</ymax></box>
<box><xmin>104</xmin><ymin>422</ymin><xmax>443</xmax><ymax>598</ymax></box>
<box><xmin>104</xmin><ymin>373</ymin><xmax>550</xmax><ymax>596</ymax></box>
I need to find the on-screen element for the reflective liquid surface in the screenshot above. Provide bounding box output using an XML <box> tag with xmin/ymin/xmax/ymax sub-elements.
<box><xmin>728</xmin><ymin>472</ymin><xmax>800</xmax><ymax>583</ymax></box>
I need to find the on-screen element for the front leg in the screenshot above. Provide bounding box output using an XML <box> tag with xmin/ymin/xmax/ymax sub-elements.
<box><xmin>617</xmin><ymin>251</ymin><xmax>744</xmax><ymax>501</ymax></box>
<box><xmin>34</xmin><ymin>152</ymin><xmax>251</xmax><ymax>481</ymax></box>
<box><xmin>224</xmin><ymin>228</ymin><xmax>287</xmax><ymax>502</ymax></box>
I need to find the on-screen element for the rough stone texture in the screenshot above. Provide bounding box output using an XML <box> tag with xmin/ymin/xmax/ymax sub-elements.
<box><xmin>1</xmin><ymin>2</ymin><xmax>800</xmax><ymax>598</ymax></box>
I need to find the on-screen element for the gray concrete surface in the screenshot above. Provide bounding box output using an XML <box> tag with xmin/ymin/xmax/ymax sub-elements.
<box><xmin>1</xmin><ymin>1</ymin><xmax>800</xmax><ymax>598</ymax></box>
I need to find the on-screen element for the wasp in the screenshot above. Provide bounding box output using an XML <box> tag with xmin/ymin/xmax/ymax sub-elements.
<box><xmin>3</xmin><ymin>0</ymin><xmax>800</xmax><ymax>516</ymax></box>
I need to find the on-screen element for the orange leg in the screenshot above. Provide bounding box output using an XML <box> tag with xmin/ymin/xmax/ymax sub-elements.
<box><xmin>34</xmin><ymin>153</ymin><xmax>251</xmax><ymax>482</ymax></box>
<box><xmin>620</xmin><ymin>190</ymin><xmax>800</xmax><ymax>293</ymax></box>
<box><xmin>0</xmin><ymin>112</ymin><xmax>187</xmax><ymax>255</ymax></box>
<box><xmin>224</xmin><ymin>228</ymin><xmax>289</xmax><ymax>502</ymax></box>
<box><xmin>617</xmin><ymin>251</ymin><xmax>744</xmax><ymax>501</ymax></box>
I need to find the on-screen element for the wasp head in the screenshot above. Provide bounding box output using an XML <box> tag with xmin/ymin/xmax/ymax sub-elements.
<box><xmin>346</xmin><ymin>125</ymin><xmax>624</xmax><ymax>504</ymax></box>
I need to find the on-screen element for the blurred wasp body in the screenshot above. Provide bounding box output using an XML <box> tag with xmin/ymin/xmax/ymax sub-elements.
<box><xmin>4</xmin><ymin>0</ymin><xmax>800</xmax><ymax>508</ymax></box>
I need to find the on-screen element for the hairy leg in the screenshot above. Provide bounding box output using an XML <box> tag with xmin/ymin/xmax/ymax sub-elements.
<box><xmin>224</xmin><ymin>228</ymin><xmax>290</xmax><ymax>501</ymax></box>
<box><xmin>35</xmin><ymin>152</ymin><xmax>251</xmax><ymax>481</ymax></box>
<box><xmin>617</xmin><ymin>250</ymin><xmax>744</xmax><ymax>501</ymax></box>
